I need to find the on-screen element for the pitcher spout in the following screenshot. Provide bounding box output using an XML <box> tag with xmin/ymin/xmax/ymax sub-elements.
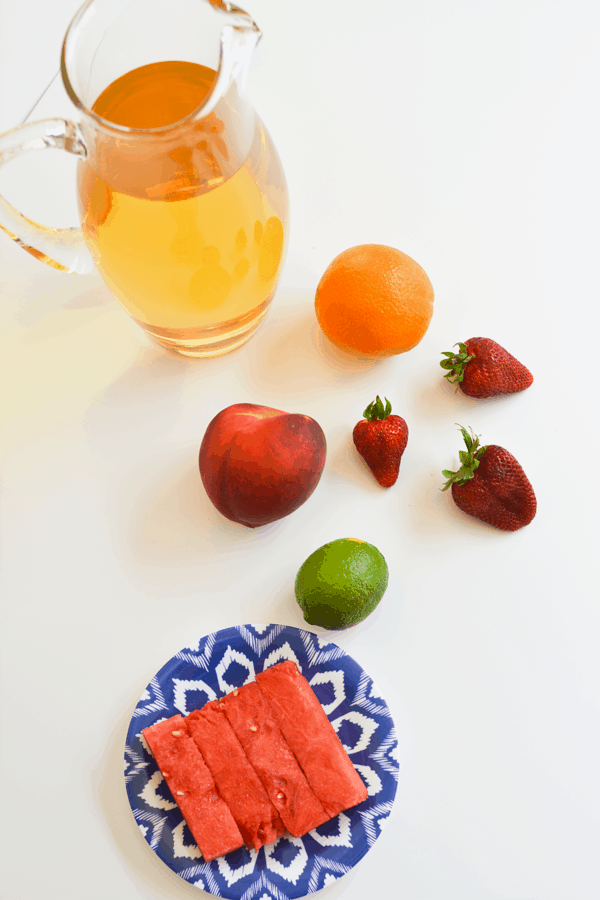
<box><xmin>210</xmin><ymin>2</ymin><xmax>262</xmax><ymax>113</ymax></box>
<box><xmin>207</xmin><ymin>0</ymin><xmax>260</xmax><ymax>32</ymax></box>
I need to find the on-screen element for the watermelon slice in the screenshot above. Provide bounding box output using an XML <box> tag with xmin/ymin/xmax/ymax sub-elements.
<box><xmin>187</xmin><ymin>701</ymin><xmax>286</xmax><ymax>851</ymax></box>
<box><xmin>142</xmin><ymin>714</ymin><xmax>244</xmax><ymax>862</ymax></box>
<box><xmin>220</xmin><ymin>681</ymin><xmax>329</xmax><ymax>836</ymax></box>
<box><xmin>255</xmin><ymin>661</ymin><xmax>368</xmax><ymax>818</ymax></box>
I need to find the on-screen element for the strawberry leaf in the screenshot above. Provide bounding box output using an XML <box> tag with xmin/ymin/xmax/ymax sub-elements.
<box><xmin>441</xmin><ymin>425</ymin><xmax>488</xmax><ymax>490</ymax></box>
<box><xmin>363</xmin><ymin>396</ymin><xmax>392</xmax><ymax>421</ymax></box>
<box><xmin>440</xmin><ymin>342</ymin><xmax>475</xmax><ymax>385</ymax></box>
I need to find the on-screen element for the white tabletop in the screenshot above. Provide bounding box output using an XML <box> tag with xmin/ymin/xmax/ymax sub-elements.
<box><xmin>1</xmin><ymin>1</ymin><xmax>599</xmax><ymax>898</ymax></box>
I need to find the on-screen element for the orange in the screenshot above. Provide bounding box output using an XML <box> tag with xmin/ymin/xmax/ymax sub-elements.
<box><xmin>314</xmin><ymin>244</ymin><xmax>434</xmax><ymax>358</ymax></box>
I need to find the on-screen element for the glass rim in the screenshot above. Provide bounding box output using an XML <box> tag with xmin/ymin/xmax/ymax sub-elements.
<box><xmin>60</xmin><ymin>0</ymin><xmax>260</xmax><ymax>136</ymax></box>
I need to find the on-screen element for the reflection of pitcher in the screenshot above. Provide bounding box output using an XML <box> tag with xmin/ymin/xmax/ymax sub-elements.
<box><xmin>0</xmin><ymin>0</ymin><xmax>289</xmax><ymax>356</ymax></box>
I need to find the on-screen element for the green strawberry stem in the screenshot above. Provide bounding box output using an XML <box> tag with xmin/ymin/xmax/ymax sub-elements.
<box><xmin>440</xmin><ymin>341</ymin><xmax>475</xmax><ymax>385</ymax></box>
<box><xmin>363</xmin><ymin>396</ymin><xmax>392</xmax><ymax>421</ymax></box>
<box><xmin>441</xmin><ymin>425</ymin><xmax>487</xmax><ymax>491</ymax></box>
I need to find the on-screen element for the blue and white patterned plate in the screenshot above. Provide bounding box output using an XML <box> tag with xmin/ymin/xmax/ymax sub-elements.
<box><xmin>124</xmin><ymin>624</ymin><xmax>399</xmax><ymax>898</ymax></box>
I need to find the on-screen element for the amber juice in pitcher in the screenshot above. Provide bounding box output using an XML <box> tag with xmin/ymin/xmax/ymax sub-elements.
<box><xmin>77</xmin><ymin>60</ymin><xmax>287</xmax><ymax>356</ymax></box>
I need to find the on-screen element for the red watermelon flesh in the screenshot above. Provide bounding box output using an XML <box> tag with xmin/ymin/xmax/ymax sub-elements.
<box><xmin>220</xmin><ymin>681</ymin><xmax>329</xmax><ymax>836</ymax></box>
<box><xmin>187</xmin><ymin>701</ymin><xmax>286</xmax><ymax>851</ymax></box>
<box><xmin>255</xmin><ymin>661</ymin><xmax>368</xmax><ymax>818</ymax></box>
<box><xmin>142</xmin><ymin>714</ymin><xmax>244</xmax><ymax>861</ymax></box>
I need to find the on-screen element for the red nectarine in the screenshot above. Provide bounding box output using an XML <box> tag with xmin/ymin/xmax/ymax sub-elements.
<box><xmin>199</xmin><ymin>404</ymin><xmax>327</xmax><ymax>528</ymax></box>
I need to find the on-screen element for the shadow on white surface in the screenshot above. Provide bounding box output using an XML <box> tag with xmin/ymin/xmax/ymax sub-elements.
<box><xmin>98</xmin><ymin>444</ymin><xmax>323</xmax><ymax>600</ymax></box>
<box><xmin>125</xmin><ymin>455</ymin><xmax>285</xmax><ymax>565</ymax></box>
<box><xmin>7</xmin><ymin>269</ymin><xmax>109</xmax><ymax>329</ymax></box>
<box><xmin>84</xmin><ymin>343</ymin><xmax>201</xmax><ymax>409</ymax></box>
<box><xmin>242</xmin><ymin>288</ymin><xmax>393</xmax><ymax>398</ymax></box>
<box><xmin>403</xmin><ymin>467</ymin><xmax>532</xmax><ymax>543</ymax></box>
<box><xmin>411</xmin><ymin>368</ymin><xmax>482</xmax><ymax>421</ymax></box>
<box><xmin>327</xmin><ymin>437</ymin><xmax>384</xmax><ymax>492</ymax></box>
<box><xmin>411</xmin><ymin>362</ymin><xmax>538</xmax><ymax>425</ymax></box>
<box><xmin>63</xmin><ymin>285</ymin><xmax>116</xmax><ymax>311</ymax></box>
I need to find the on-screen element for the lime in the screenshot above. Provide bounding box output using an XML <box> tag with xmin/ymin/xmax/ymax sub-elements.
<box><xmin>295</xmin><ymin>538</ymin><xmax>388</xmax><ymax>629</ymax></box>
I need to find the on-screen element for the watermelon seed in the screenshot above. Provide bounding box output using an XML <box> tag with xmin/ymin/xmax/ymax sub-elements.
<box><xmin>250</xmin><ymin>725</ymin><xmax>257</xmax><ymax>732</ymax></box>
<box><xmin>172</xmin><ymin>731</ymin><xmax>181</xmax><ymax>736</ymax></box>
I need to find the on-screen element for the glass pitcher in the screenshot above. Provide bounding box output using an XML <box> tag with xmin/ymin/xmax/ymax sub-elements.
<box><xmin>0</xmin><ymin>0</ymin><xmax>289</xmax><ymax>357</ymax></box>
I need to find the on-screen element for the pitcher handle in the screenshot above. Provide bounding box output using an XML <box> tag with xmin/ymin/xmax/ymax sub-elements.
<box><xmin>0</xmin><ymin>118</ymin><xmax>94</xmax><ymax>274</ymax></box>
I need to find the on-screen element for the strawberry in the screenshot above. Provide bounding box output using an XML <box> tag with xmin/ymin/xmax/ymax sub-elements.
<box><xmin>353</xmin><ymin>396</ymin><xmax>408</xmax><ymax>487</ymax></box>
<box><xmin>442</xmin><ymin>426</ymin><xmax>536</xmax><ymax>531</ymax></box>
<box><xmin>440</xmin><ymin>337</ymin><xmax>533</xmax><ymax>398</ymax></box>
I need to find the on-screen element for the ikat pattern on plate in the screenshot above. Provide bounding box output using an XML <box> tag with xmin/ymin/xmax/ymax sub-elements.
<box><xmin>124</xmin><ymin>624</ymin><xmax>399</xmax><ymax>899</ymax></box>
